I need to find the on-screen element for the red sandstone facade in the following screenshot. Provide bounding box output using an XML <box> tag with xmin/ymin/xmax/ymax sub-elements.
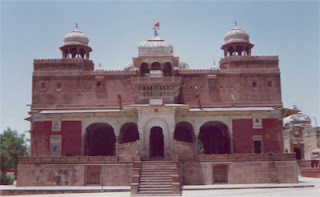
<box><xmin>18</xmin><ymin>23</ymin><xmax>298</xmax><ymax>190</ymax></box>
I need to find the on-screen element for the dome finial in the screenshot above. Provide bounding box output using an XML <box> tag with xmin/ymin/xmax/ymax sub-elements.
<box><xmin>96</xmin><ymin>63</ymin><xmax>103</xmax><ymax>71</ymax></box>
<box><xmin>212</xmin><ymin>59</ymin><xmax>219</xmax><ymax>70</ymax></box>
<box><xmin>75</xmin><ymin>23</ymin><xmax>79</xmax><ymax>31</ymax></box>
<box><xmin>234</xmin><ymin>20</ymin><xmax>238</xmax><ymax>29</ymax></box>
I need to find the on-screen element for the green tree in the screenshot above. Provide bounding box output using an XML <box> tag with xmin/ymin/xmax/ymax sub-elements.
<box><xmin>0</xmin><ymin>128</ymin><xmax>29</xmax><ymax>184</ymax></box>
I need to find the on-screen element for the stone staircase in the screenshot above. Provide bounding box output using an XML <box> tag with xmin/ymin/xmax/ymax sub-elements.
<box><xmin>131</xmin><ymin>160</ymin><xmax>181</xmax><ymax>196</ymax></box>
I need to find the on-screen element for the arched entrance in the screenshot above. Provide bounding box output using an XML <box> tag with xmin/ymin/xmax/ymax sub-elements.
<box><xmin>119</xmin><ymin>122</ymin><xmax>139</xmax><ymax>144</ymax></box>
<box><xmin>84</xmin><ymin>123</ymin><xmax>116</xmax><ymax>156</ymax></box>
<box><xmin>149</xmin><ymin>126</ymin><xmax>164</xmax><ymax>158</ymax></box>
<box><xmin>198</xmin><ymin>121</ymin><xmax>231</xmax><ymax>154</ymax></box>
<box><xmin>174</xmin><ymin>121</ymin><xmax>195</xmax><ymax>143</ymax></box>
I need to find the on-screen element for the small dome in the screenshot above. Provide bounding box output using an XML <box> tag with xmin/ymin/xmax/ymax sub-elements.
<box><xmin>178</xmin><ymin>60</ymin><xmax>189</xmax><ymax>70</ymax></box>
<box><xmin>283</xmin><ymin>113</ymin><xmax>312</xmax><ymax>125</ymax></box>
<box><xmin>312</xmin><ymin>148</ymin><xmax>320</xmax><ymax>154</ymax></box>
<box><xmin>95</xmin><ymin>63</ymin><xmax>103</xmax><ymax>71</ymax></box>
<box><xmin>224</xmin><ymin>23</ymin><xmax>250</xmax><ymax>44</ymax></box>
<box><xmin>64</xmin><ymin>25</ymin><xmax>89</xmax><ymax>46</ymax></box>
<box><xmin>124</xmin><ymin>62</ymin><xmax>137</xmax><ymax>71</ymax></box>
<box><xmin>138</xmin><ymin>35</ymin><xmax>173</xmax><ymax>56</ymax></box>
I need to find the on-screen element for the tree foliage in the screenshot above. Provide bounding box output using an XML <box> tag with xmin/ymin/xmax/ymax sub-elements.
<box><xmin>0</xmin><ymin>128</ymin><xmax>29</xmax><ymax>184</ymax></box>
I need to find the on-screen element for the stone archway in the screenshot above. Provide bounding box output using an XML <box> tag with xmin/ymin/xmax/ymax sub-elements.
<box><xmin>174</xmin><ymin>121</ymin><xmax>195</xmax><ymax>143</ymax></box>
<box><xmin>84</xmin><ymin>123</ymin><xmax>116</xmax><ymax>156</ymax></box>
<box><xmin>142</xmin><ymin>118</ymin><xmax>170</xmax><ymax>159</ymax></box>
<box><xmin>119</xmin><ymin>122</ymin><xmax>139</xmax><ymax>144</ymax></box>
<box><xmin>198</xmin><ymin>121</ymin><xmax>231</xmax><ymax>154</ymax></box>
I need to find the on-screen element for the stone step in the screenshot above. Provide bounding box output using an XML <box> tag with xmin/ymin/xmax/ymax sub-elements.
<box><xmin>141</xmin><ymin>169</ymin><xmax>173</xmax><ymax>172</ymax></box>
<box><xmin>142</xmin><ymin>165</ymin><xmax>173</xmax><ymax>168</ymax></box>
<box><xmin>140</xmin><ymin>181</ymin><xmax>172</xmax><ymax>185</ymax></box>
<box><xmin>140</xmin><ymin>174</ymin><xmax>172</xmax><ymax>177</ymax></box>
<box><xmin>141</xmin><ymin>172</ymin><xmax>172</xmax><ymax>175</ymax></box>
<box><xmin>139</xmin><ymin>187</ymin><xmax>173</xmax><ymax>191</ymax></box>
<box><xmin>140</xmin><ymin>178</ymin><xmax>172</xmax><ymax>181</ymax></box>
<box><xmin>140</xmin><ymin>179</ymin><xmax>172</xmax><ymax>182</ymax></box>
<box><xmin>140</xmin><ymin>176</ymin><xmax>172</xmax><ymax>179</ymax></box>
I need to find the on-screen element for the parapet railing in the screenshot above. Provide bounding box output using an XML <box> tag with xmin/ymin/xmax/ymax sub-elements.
<box><xmin>118</xmin><ymin>140</ymin><xmax>139</xmax><ymax>148</ymax></box>
<box><xmin>131</xmin><ymin>76</ymin><xmax>181</xmax><ymax>84</ymax></box>
<box><xmin>18</xmin><ymin>156</ymin><xmax>121</xmax><ymax>164</ymax></box>
<box><xmin>197</xmin><ymin>153</ymin><xmax>296</xmax><ymax>162</ymax></box>
<box><xmin>174</xmin><ymin>140</ymin><xmax>196</xmax><ymax>147</ymax></box>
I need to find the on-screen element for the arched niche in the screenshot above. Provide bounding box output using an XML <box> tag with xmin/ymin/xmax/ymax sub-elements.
<box><xmin>119</xmin><ymin>122</ymin><xmax>139</xmax><ymax>144</ymax></box>
<box><xmin>163</xmin><ymin>62</ymin><xmax>172</xmax><ymax>76</ymax></box>
<box><xmin>174</xmin><ymin>121</ymin><xmax>195</xmax><ymax>143</ymax></box>
<box><xmin>198</xmin><ymin>121</ymin><xmax>231</xmax><ymax>154</ymax></box>
<box><xmin>84</xmin><ymin>123</ymin><xmax>116</xmax><ymax>156</ymax></box>
<box><xmin>140</xmin><ymin>62</ymin><xmax>149</xmax><ymax>77</ymax></box>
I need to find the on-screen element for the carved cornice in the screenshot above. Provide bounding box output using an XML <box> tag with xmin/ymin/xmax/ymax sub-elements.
<box><xmin>33</xmin><ymin>70</ymin><xmax>137</xmax><ymax>76</ymax></box>
<box><xmin>34</xmin><ymin>58</ymin><xmax>93</xmax><ymax>64</ymax></box>
<box><xmin>179</xmin><ymin>68</ymin><xmax>280</xmax><ymax>75</ymax></box>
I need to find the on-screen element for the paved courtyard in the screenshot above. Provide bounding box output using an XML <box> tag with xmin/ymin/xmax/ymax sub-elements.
<box><xmin>1</xmin><ymin>177</ymin><xmax>319</xmax><ymax>197</ymax></box>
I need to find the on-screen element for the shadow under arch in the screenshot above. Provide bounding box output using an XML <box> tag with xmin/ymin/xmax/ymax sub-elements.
<box><xmin>174</xmin><ymin>121</ymin><xmax>195</xmax><ymax>143</ymax></box>
<box><xmin>198</xmin><ymin>121</ymin><xmax>231</xmax><ymax>154</ymax></box>
<box><xmin>119</xmin><ymin>122</ymin><xmax>139</xmax><ymax>144</ymax></box>
<box><xmin>84</xmin><ymin>123</ymin><xmax>116</xmax><ymax>156</ymax></box>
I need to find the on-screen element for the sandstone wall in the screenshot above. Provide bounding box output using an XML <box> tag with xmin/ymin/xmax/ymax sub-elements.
<box><xmin>180</xmin><ymin>160</ymin><xmax>298</xmax><ymax>185</ymax></box>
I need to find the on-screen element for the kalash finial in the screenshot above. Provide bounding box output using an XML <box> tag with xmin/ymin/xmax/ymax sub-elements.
<box><xmin>75</xmin><ymin>23</ymin><xmax>79</xmax><ymax>31</ymax></box>
<box><xmin>212</xmin><ymin>59</ymin><xmax>219</xmax><ymax>70</ymax></box>
<box><xmin>153</xmin><ymin>22</ymin><xmax>160</xmax><ymax>40</ymax></box>
<box><xmin>234</xmin><ymin>20</ymin><xmax>238</xmax><ymax>29</ymax></box>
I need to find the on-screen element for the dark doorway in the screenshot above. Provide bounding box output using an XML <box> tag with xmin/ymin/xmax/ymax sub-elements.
<box><xmin>198</xmin><ymin>121</ymin><xmax>231</xmax><ymax>154</ymax></box>
<box><xmin>119</xmin><ymin>123</ymin><xmax>139</xmax><ymax>144</ymax></box>
<box><xmin>254</xmin><ymin>140</ymin><xmax>262</xmax><ymax>154</ymax></box>
<box><xmin>84</xmin><ymin>123</ymin><xmax>116</xmax><ymax>156</ymax></box>
<box><xmin>174</xmin><ymin>122</ymin><xmax>194</xmax><ymax>143</ymax></box>
<box><xmin>150</xmin><ymin>126</ymin><xmax>164</xmax><ymax>158</ymax></box>
<box><xmin>294</xmin><ymin>147</ymin><xmax>302</xmax><ymax>160</ymax></box>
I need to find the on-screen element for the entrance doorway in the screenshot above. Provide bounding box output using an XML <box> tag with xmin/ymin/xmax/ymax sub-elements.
<box><xmin>198</xmin><ymin>121</ymin><xmax>231</xmax><ymax>154</ymax></box>
<box><xmin>294</xmin><ymin>147</ymin><xmax>302</xmax><ymax>160</ymax></box>
<box><xmin>84</xmin><ymin>123</ymin><xmax>116</xmax><ymax>156</ymax></box>
<box><xmin>149</xmin><ymin>126</ymin><xmax>164</xmax><ymax>158</ymax></box>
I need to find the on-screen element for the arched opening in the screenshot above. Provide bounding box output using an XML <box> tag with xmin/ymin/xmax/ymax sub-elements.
<box><xmin>236</xmin><ymin>45</ymin><xmax>243</xmax><ymax>56</ymax></box>
<box><xmin>151</xmin><ymin>62</ymin><xmax>161</xmax><ymax>70</ymax></box>
<box><xmin>163</xmin><ymin>62</ymin><xmax>172</xmax><ymax>76</ymax></box>
<box><xmin>79</xmin><ymin>48</ymin><xmax>86</xmax><ymax>58</ymax></box>
<box><xmin>149</xmin><ymin>126</ymin><xmax>164</xmax><ymax>158</ymax></box>
<box><xmin>140</xmin><ymin>62</ymin><xmax>149</xmax><ymax>77</ymax></box>
<box><xmin>119</xmin><ymin>123</ymin><xmax>139</xmax><ymax>144</ymax></box>
<box><xmin>252</xmin><ymin>81</ymin><xmax>257</xmax><ymax>88</ymax></box>
<box><xmin>70</xmin><ymin>48</ymin><xmax>77</xmax><ymax>58</ymax></box>
<box><xmin>174</xmin><ymin>122</ymin><xmax>194</xmax><ymax>143</ymax></box>
<box><xmin>198</xmin><ymin>121</ymin><xmax>231</xmax><ymax>154</ymax></box>
<box><xmin>245</xmin><ymin>46</ymin><xmax>250</xmax><ymax>56</ymax></box>
<box><xmin>228</xmin><ymin>46</ymin><xmax>234</xmax><ymax>56</ymax></box>
<box><xmin>84</xmin><ymin>123</ymin><xmax>116</xmax><ymax>156</ymax></box>
<box><xmin>63</xmin><ymin>49</ymin><xmax>68</xmax><ymax>58</ymax></box>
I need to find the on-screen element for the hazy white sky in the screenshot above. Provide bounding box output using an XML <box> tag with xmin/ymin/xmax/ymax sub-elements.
<box><xmin>1</xmin><ymin>1</ymin><xmax>319</xmax><ymax>135</ymax></box>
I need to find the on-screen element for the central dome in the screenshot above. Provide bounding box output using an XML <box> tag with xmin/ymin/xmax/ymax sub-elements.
<box><xmin>138</xmin><ymin>35</ymin><xmax>173</xmax><ymax>56</ymax></box>
<box><xmin>64</xmin><ymin>25</ymin><xmax>89</xmax><ymax>47</ymax></box>
<box><xmin>224</xmin><ymin>24</ymin><xmax>250</xmax><ymax>44</ymax></box>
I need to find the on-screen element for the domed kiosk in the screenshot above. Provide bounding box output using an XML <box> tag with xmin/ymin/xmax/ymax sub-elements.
<box><xmin>60</xmin><ymin>24</ymin><xmax>92</xmax><ymax>59</ymax></box>
<box><xmin>221</xmin><ymin>21</ymin><xmax>254</xmax><ymax>57</ymax></box>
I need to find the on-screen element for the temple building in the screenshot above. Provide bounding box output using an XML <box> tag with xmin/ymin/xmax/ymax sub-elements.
<box><xmin>283</xmin><ymin>113</ymin><xmax>320</xmax><ymax>160</ymax></box>
<box><xmin>18</xmin><ymin>23</ymin><xmax>298</xmax><ymax>195</ymax></box>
